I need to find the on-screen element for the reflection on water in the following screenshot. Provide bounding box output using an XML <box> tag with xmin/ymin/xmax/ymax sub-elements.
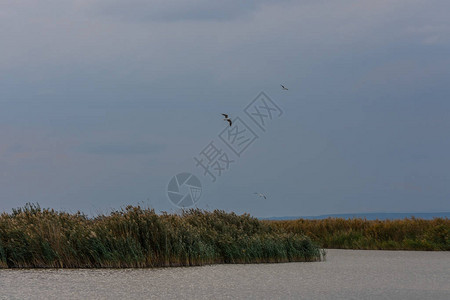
<box><xmin>0</xmin><ymin>250</ymin><xmax>449</xmax><ymax>299</ymax></box>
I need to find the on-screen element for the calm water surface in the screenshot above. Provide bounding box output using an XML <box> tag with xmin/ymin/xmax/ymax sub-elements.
<box><xmin>0</xmin><ymin>249</ymin><xmax>449</xmax><ymax>299</ymax></box>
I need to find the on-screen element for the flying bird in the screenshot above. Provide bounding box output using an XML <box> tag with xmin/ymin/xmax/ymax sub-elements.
<box><xmin>281</xmin><ymin>84</ymin><xmax>288</xmax><ymax>90</ymax></box>
<box><xmin>222</xmin><ymin>114</ymin><xmax>232</xmax><ymax>126</ymax></box>
<box><xmin>254</xmin><ymin>192</ymin><xmax>267</xmax><ymax>199</ymax></box>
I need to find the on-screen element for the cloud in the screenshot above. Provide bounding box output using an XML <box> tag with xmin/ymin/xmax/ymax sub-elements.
<box><xmin>1</xmin><ymin>0</ymin><xmax>450</xmax><ymax>214</ymax></box>
<box><xmin>405</xmin><ymin>25</ymin><xmax>450</xmax><ymax>45</ymax></box>
<box><xmin>81</xmin><ymin>142</ymin><xmax>165</xmax><ymax>155</ymax></box>
<box><xmin>87</xmin><ymin>0</ymin><xmax>293</xmax><ymax>22</ymax></box>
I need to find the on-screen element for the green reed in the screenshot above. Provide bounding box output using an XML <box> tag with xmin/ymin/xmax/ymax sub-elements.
<box><xmin>0</xmin><ymin>204</ymin><xmax>322</xmax><ymax>268</ymax></box>
<box><xmin>268</xmin><ymin>217</ymin><xmax>449</xmax><ymax>251</ymax></box>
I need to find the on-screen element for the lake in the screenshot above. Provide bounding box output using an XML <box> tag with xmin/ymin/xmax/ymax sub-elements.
<box><xmin>0</xmin><ymin>249</ymin><xmax>448</xmax><ymax>299</ymax></box>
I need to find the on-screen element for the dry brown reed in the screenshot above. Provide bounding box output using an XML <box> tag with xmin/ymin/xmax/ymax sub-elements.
<box><xmin>0</xmin><ymin>204</ymin><xmax>322</xmax><ymax>268</ymax></box>
<box><xmin>267</xmin><ymin>217</ymin><xmax>449</xmax><ymax>250</ymax></box>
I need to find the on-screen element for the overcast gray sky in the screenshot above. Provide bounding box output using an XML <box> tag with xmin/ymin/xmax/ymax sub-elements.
<box><xmin>1</xmin><ymin>0</ymin><xmax>449</xmax><ymax>217</ymax></box>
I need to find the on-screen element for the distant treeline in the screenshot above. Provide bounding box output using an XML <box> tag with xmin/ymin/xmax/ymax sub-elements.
<box><xmin>0</xmin><ymin>204</ymin><xmax>322</xmax><ymax>268</ymax></box>
<box><xmin>267</xmin><ymin>218</ymin><xmax>449</xmax><ymax>251</ymax></box>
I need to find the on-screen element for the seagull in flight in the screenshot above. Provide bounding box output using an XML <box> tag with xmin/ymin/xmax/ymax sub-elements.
<box><xmin>281</xmin><ymin>84</ymin><xmax>288</xmax><ymax>90</ymax></box>
<box><xmin>222</xmin><ymin>114</ymin><xmax>232</xmax><ymax>126</ymax></box>
<box><xmin>254</xmin><ymin>192</ymin><xmax>267</xmax><ymax>199</ymax></box>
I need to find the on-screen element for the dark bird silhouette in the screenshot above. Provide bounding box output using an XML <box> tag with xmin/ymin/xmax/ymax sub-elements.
<box><xmin>281</xmin><ymin>84</ymin><xmax>288</xmax><ymax>90</ymax></box>
<box><xmin>222</xmin><ymin>114</ymin><xmax>232</xmax><ymax>126</ymax></box>
<box><xmin>254</xmin><ymin>192</ymin><xmax>267</xmax><ymax>199</ymax></box>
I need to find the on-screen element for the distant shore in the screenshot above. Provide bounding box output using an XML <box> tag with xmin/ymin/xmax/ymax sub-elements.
<box><xmin>263</xmin><ymin>212</ymin><xmax>450</xmax><ymax>221</ymax></box>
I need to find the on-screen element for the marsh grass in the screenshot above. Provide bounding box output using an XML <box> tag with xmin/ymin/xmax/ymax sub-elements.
<box><xmin>0</xmin><ymin>204</ymin><xmax>322</xmax><ymax>268</ymax></box>
<box><xmin>268</xmin><ymin>217</ymin><xmax>449</xmax><ymax>251</ymax></box>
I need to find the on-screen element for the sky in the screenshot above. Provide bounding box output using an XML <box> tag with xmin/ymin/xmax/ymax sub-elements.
<box><xmin>1</xmin><ymin>0</ymin><xmax>449</xmax><ymax>217</ymax></box>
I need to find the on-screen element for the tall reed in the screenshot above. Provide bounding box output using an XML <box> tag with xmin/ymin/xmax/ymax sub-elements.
<box><xmin>0</xmin><ymin>204</ymin><xmax>322</xmax><ymax>268</ymax></box>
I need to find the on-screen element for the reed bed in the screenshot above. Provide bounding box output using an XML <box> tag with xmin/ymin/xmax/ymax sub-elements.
<box><xmin>267</xmin><ymin>217</ymin><xmax>449</xmax><ymax>251</ymax></box>
<box><xmin>0</xmin><ymin>204</ymin><xmax>322</xmax><ymax>268</ymax></box>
